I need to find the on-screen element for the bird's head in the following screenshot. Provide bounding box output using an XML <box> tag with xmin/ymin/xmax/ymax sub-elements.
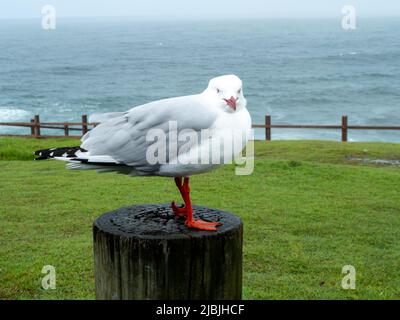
<box><xmin>204</xmin><ymin>75</ymin><xmax>247</xmax><ymax>113</ymax></box>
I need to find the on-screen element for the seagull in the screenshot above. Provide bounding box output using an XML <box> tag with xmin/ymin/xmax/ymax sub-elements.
<box><xmin>35</xmin><ymin>75</ymin><xmax>252</xmax><ymax>231</ymax></box>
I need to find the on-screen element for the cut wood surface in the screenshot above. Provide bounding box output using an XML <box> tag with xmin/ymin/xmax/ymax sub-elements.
<box><xmin>93</xmin><ymin>204</ymin><xmax>243</xmax><ymax>300</ymax></box>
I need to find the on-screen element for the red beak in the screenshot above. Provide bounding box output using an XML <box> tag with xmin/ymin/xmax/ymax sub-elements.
<box><xmin>224</xmin><ymin>96</ymin><xmax>237</xmax><ymax>111</ymax></box>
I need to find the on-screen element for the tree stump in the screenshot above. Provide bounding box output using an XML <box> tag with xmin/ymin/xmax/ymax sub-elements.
<box><xmin>93</xmin><ymin>204</ymin><xmax>243</xmax><ymax>300</ymax></box>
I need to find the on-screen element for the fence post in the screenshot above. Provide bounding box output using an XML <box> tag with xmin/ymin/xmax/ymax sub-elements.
<box><xmin>265</xmin><ymin>115</ymin><xmax>271</xmax><ymax>141</ymax></box>
<box><xmin>93</xmin><ymin>204</ymin><xmax>243</xmax><ymax>299</ymax></box>
<box><xmin>30</xmin><ymin>119</ymin><xmax>35</xmax><ymax>136</ymax></box>
<box><xmin>341</xmin><ymin>115</ymin><xmax>348</xmax><ymax>142</ymax></box>
<box><xmin>82</xmin><ymin>114</ymin><xmax>88</xmax><ymax>136</ymax></box>
<box><xmin>64</xmin><ymin>124</ymin><xmax>69</xmax><ymax>136</ymax></box>
<box><xmin>34</xmin><ymin>115</ymin><xmax>41</xmax><ymax>138</ymax></box>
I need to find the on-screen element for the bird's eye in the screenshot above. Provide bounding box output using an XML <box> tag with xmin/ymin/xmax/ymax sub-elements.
<box><xmin>237</xmin><ymin>88</ymin><xmax>242</xmax><ymax>94</ymax></box>
<box><xmin>216</xmin><ymin>88</ymin><xmax>220</xmax><ymax>93</ymax></box>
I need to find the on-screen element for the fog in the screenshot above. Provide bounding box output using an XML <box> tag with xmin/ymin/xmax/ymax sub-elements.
<box><xmin>1</xmin><ymin>0</ymin><xmax>399</xmax><ymax>19</ymax></box>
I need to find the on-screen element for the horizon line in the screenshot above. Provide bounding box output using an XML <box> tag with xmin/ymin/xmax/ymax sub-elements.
<box><xmin>1</xmin><ymin>14</ymin><xmax>400</xmax><ymax>21</ymax></box>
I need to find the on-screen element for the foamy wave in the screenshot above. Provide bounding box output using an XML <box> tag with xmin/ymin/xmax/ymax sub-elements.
<box><xmin>0</xmin><ymin>107</ymin><xmax>32</xmax><ymax>121</ymax></box>
<box><xmin>339</xmin><ymin>52</ymin><xmax>358</xmax><ymax>56</ymax></box>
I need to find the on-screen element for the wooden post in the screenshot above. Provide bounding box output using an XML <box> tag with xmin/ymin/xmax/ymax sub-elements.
<box><xmin>33</xmin><ymin>115</ymin><xmax>40</xmax><ymax>138</ymax></box>
<box><xmin>265</xmin><ymin>115</ymin><xmax>271</xmax><ymax>141</ymax></box>
<box><xmin>82</xmin><ymin>115</ymin><xmax>88</xmax><ymax>135</ymax></box>
<box><xmin>93</xmin><ymin>204</ymin><xmax>243</xmax><ymax>300</ymax></box>
<box><xmin>64</xmin><ymin>124</ymin><xmax>69</xmax><ymax>136</ymax></box>
<box><xmin>30</xmin><ymin>119</ymin><xmax>35</xmax><ymax>136</ymax></box>
<box><xmin>341</xmin><ymin>115</ymin><xmax>348</xmax><ymax>142</ymax></box>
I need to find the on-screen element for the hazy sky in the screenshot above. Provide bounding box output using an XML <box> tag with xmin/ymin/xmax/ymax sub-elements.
<box><xmin>1</xmin><ymin>0</ymin><xmax>399</xmax><ymax>19</ymax></box>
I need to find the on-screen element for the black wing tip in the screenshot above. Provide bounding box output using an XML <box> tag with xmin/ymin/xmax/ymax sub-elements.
<box><xmin>33</xmin><ymin>149</ymin><xmax>47</xmax><ymax>160</ymax></box>
<box><xmin>33</xmin><ymin>146</ymin><xmax>84</xmax><ymax>160</ymax></box>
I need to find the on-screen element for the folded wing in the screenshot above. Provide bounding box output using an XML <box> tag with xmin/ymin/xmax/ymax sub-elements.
<box><xmin>79</xmin><ymin>94</ymin><xmax>217</xmax><ymax>174</ymax></box>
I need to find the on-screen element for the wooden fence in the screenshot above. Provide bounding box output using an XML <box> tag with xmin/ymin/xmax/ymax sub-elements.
<box><xmin>0</xmin><ymin>115</ymin><xmax>96</xmax><ymax>139</ymax></box>
<box><xmin>0</xmin><ymin>114</ymin><xmax>400</xmax><ymax>142</ymax></box>
<box><xmin>254</xmin><ymin>115</ymin><xmax>400</xmax><ymax>142</ymax></box>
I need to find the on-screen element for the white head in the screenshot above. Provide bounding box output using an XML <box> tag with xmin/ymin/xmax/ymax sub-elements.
<box><xmin>203</xmin><ymin>75</ymin><xmax>246</xmax><ymax>113</ymax></box>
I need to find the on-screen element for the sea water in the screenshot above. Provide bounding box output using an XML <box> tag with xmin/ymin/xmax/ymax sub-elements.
<box><xmin>0</xmin><ymin>17</ymin><xmax>399</xmax><ymax>141</ymax></box>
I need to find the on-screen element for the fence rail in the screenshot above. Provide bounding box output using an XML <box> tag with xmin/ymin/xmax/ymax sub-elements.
<box><xmin>258</xmin><ymin>115</ymin><xmax>400</xmax><ymax>142</ymax></box>
<box><xmin>0</xmin><ymin>114</ymin><xmax>400</xmax><ymax>141</ymax></box>
<box><xmin>0</xmin><ymin>115</ymin><xmax>96</xmax><ymax>139</ymax></box>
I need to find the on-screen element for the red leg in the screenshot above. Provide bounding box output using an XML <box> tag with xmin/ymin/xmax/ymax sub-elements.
<box><xmin>171</xmin><ymin>177</ymin><xmax>188</xmax><ymax>216</ymax></box>
<box><xmin>171</xmin><ymin>177</ymin><xmax>222</xmax><ymax>231</ymax></box>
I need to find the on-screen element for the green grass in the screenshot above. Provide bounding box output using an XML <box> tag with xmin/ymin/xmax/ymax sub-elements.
<box><xmin>0</xmin><ymin>137</ymin><xmax>400</xmax><ymax>300</ymax></box>
<box><xmin>0</xmin><ymin>137</ymin><xmax>81</xmax><ymax>161</ymax></box>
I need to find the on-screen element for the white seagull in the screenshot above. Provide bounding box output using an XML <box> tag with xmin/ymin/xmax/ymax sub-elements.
<box><xmin>35</xmin><ymin>75</ymin><xmax>252</xmax><ymax>230</ymax></box>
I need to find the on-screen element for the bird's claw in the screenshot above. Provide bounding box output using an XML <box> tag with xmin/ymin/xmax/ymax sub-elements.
<box><xmin>171</xmin><ymin>200</ymin><xmax>222</xmax><ymax>231</ymax></box>
<box><xmin>171</xmin><ymin>201</ymin><xmax>188</xmax><ymax>217</ymax></box>
<box><xmin>185</xmin><ymin>219</ymin><xmax>222</xmax><ymax>231</ymax></box>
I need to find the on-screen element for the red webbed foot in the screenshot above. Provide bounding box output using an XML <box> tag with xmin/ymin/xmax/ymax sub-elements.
<box><xmin>171</xmin><ymin>201</ymin><xmax>188</xmax><ymax>217</ymax></box>
<box><xmin>172</xmin><ymin>176</ymin><xmax>222</xmax><ymax>231</ymax></box>
<box><xmin>185</xmin><ymin>219</ymin><xmax>222</xmax><ymax>231</ymax></box>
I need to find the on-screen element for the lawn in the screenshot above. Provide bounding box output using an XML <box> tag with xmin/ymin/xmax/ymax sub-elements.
<box><xmin>0</xmin><ymin>137</ymin><xmax>400</xmax><ymax>299</ymax></box>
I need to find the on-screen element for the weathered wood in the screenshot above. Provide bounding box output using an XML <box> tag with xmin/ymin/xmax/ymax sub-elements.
<box><xmin>0</xmin><ymin>134</ymin><xmax>81</xmax><ymax>139</ymax></box>
<box><xmin>3</xmin><ymin>114</ymin><xmax>400</xmax><ymax>141</ymax></box>
<box><xmin>342</xmin><ymin>115</ymin><xmax>348</xmax><ymax>142</ymax></box>
<box><xmin>33</xmin><ymin>115</ymin><xmax>40</xmax><ymax>137</ymax></box>
<box><xmin>64</xmin><ymin>124</ymin><xmax>69</xmax><ymax>136</ymax></box>
<box><xmin>265</xmin><ymin>115</ymin><xmax>271</xmax><ymax>141</ymax></box>
<box><xmin>30</xmin><ymin>119</ymin><xmax>35</xmax><ymax>135</ymax></box>
<box><xmin>82</xmin><ymin>114</ymin><xmax>88</xmax><ymax>135</ymax></box>
<box><xmin>271</xmin><ymin>124</ymin><xmax>342</xmax><ymax>129</ymax></box>
<box><xmin>93</xmin><ymin>204</ymin><xmax>243</xmax><ymax>300</ymax></box>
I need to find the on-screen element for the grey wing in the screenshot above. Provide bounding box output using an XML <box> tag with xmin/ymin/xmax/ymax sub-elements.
<box><xmin>80</xmin><ymin>95</ymin><xmax>217</xmax><ymax>174</ymax></box>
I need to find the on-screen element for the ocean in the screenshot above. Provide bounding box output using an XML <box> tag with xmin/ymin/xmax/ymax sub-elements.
<box><xmin>0</xmin><ymin>17</ymin><xmax>399</xmax><ymax>141</ymax></box>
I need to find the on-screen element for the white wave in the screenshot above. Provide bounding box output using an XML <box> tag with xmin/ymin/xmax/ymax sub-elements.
<box><xmin>339</xmin><ymin>51</ymin><xmax>358</xmax><ymax>56</ymax></box>
<box><xmin>0</xmin><ymin>107</ymin><xmax>32</xmax><ymax>121</ymax></box>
